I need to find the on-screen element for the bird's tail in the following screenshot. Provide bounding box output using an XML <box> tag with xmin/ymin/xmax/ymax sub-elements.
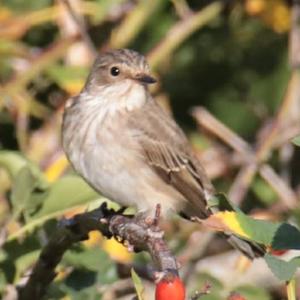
<box><xmin>226</xmin><ymin>234</ymin><xmax>265</xmax><ymax>259</ymax></box>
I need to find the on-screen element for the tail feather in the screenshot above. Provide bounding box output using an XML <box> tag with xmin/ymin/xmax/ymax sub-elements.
<box><xmin>226</xmin><ymin>234</ymin><xmax>265</xmax><ymax>259</ymax></box>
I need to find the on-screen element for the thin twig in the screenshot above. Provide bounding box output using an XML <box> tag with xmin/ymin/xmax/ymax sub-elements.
<box><xmin>259</xmin><ymin>164</ymin><xmax>298</xmax><ymax>208</ymax></box>
<box><xmin>147</xmin><ymin>1</ymin><xmax>223</xmax><ymax>69</ymax></box>
<box><xmin>1</xmin><ymin>36</ymin><xmax>77</xmax><ymax>97</ymax></box>
<box><xmin>289</xmin><ymin>0</ymin><xmax>300</xmax><ymax>68</ymax></box>
<box><xmin>192</xmin><ymin>107</ymin><xmax>298</xmax><ymax>206</ymax></box>
<box><xmin>59</xmin><ymin>0</ymin><xmax>97</xmax><ymax>57</ymax></box>
<box><xmin>109</xmin><ymin>0</ymin><xmax>162</xmax><ymax>49</ymax></box>
<box><xmin>228</xmin><ymin>164</ymin><xmax>257</xmax><ymax>204</ymax></box>
<box><xmin>170</xmin><ymin>0</ymin><xmax>193</xmax><ymax>19</ymax></box>
<box><xmin>191</xmin><ymin>107</ymin><xmax>253</xmax><ymax>158</ymax></box>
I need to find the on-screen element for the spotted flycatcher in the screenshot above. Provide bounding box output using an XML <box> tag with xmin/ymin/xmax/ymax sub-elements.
<box><xmin>62</xmin><ymin>49</ymin><xmax>263</xmax><ymax>258</ymax></box>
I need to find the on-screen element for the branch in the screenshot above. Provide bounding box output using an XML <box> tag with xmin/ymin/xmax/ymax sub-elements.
<box><xmin>147</xmin><ymin>1</ymin><xmax>223</xmax><ymax>70</ymax></box>
<box><xmin>192</xmin><ymin>107</ymin><xmax>298</xmax><ymax>207</ymax></box>
<box><xmin>289</xmin><ymin>0</ymin><xmax>300</xmax><ymax>68</ymax></box>
<box><xmin>18</xmin><ymin>203</ymin><xmax>178</xmax><ymax>300</ymax></box>
<box><xmin>59</xmin><ymin>0</ymin><xmax>97</xmax><ymax>57</ymax></box>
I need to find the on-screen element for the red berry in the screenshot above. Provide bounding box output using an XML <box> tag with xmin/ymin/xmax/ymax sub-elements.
<box><xmin>228</xmin><ymin>292</ymin><xmax>246</xmax><ymax>300</ymax></box>
<box><xmin>155</xmin><ymin>276</ymin><xmax>185</xmax><ymax>300</ymax></box>
<box><xmin>270</xmin><ymin>249</ymin><xmax>288</xmax><ymax>256</ymax></box>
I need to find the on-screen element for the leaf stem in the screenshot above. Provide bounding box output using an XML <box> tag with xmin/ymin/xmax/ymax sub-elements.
<box><xmin>287</xmin><ymin>278</ymin><xmax>296</xmax><ymax>300</ymax></box>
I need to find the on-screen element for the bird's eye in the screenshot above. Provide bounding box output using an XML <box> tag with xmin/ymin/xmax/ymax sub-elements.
<box><xmin>110</xmin><ymin>66</ymin><xmax>120</xmax><ymax>76</ymax></box>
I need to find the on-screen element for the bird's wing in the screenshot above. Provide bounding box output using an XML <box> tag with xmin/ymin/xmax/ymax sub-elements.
<box><xmin>128</xmin><ymin>98</ymin><xmax>215</xmax><ymax>219</ymax></box>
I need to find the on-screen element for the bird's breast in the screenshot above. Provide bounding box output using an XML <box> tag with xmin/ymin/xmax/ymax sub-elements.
<box><xmin>62</xmin><ymin>98</ymin><xmax>145</xmax><ymax>205</ymax></box>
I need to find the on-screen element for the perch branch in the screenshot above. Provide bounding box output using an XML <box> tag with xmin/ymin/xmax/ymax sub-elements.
<box><xmin>18</xmin><ymin>203</ymin><xmax>178</xmax><ymax>300</ymax></box>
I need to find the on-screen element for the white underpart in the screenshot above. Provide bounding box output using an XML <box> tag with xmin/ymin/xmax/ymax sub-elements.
<box><xmin>63</xmin><ymin>80</ymin><xmax>184</xmax><ymax>217</ymax></box>
<box><xmin>86</xmin><ymin>79</ymin><xmax>147</xmax><ymax>115</ymax></box>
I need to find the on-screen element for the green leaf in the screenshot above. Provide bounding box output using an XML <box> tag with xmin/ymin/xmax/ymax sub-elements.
<box><xmin>131</xmin><ymin>268</ymin><xmax>145</xmax><ymax>300</ymax></box>
<box><xmin>60</xmin><ymin>247</ymin><xmax>118</xmax><ymax>300</ymax></box>
<box><xmin>30</xmin><ymin>175</ymin><xmax>98</xmax><ymax>220</ymax></box>
<box><xmin>14</xmin><ymin>249</ymin><xmax>40</xmax><ymax>282</ymax></box>
<box><xmin>208</xmin><ymin>193</ymin><xmax>236</xmax><ymax>211</ymax></box>
<box><xmin>264</xmin><ymin>254</ymin><xmax>300</xmax><ymax>281</ymax></box>
<box><xmin>61</xmin><ymin>270</ymin><xmax>99</xmax><ymax>300</ymax></box>
<box><xmin>0</xmin><ymin>151</ymin><xmax>46</xmax><ymax>183</ymax></box>
<box><xmin>46</xmin><ymin>64</ymin><xmax>88</xmax><ymax>90</ymax></box>
<box><xmin>210</xmin><ymin>194</ymin><xmax>280</xmax><ymax>245</ymax></box>
<box><xmin>64</xmin><ymin>247</ymin><xmax>117</xmax><ymax>284</ymax></box>
<box><xmin>236</xmin><ymin>210</ymin><xmax>280</xmax><ymax>245</ymax></box>
<box><xmin>7</xmin><ymin>176</ymin><xmax>100</xmax><ymax>241</ymax></box>
<box><xmin>10</xmin><ymin>167</ymin><xmax>39</xmax><ymax>218</ymax></box>
<box><xmin>3</xmin><ymin>0</ymin><xmax>51</xmax><ymax>12</ymax></box>
<box><xmin>0</xmin><ymin>151</ymin><xmax>48</xmax><ymax>200</ymax></box>
<box><xmin>271</xmin><ymin>223</ymin><xmax>300</xmax><ymax>250</ymax></box>
<box><xmin>251</xmin><ymin>177</ymin><xmax>278</xmax><ymax>205</ymax></box>
<box><xmin>0</xmin><ymin>271</ymin><xmax>7</xmax><ymax>292</ymax></box>
<box><xmin>10</xmin><ymin>165</ymin><xmax>49</xmax><ymax>220</ymax></box>
<box><xmin>210</xmin><ymin>194</ymin><xmax>300</xmax><ymax>252</ymax></box>
<box><xmin>0</xmin><ymin>151</ymin><xmax>50</xmax><ymax>220</ymax></box>
<box><xmin>292</xmin><ymin>136</ymin><xmax>300</xmax><ymax>147</ymax></box>
<box><xmin>235</xmin><ymin>285</ymin><xmax>271</xmax><ymax>300</ymax></box>
<box><xmin>235</xmin><ymin>209</ymin><xmax>300</xmax><ymax>251</ymax></box>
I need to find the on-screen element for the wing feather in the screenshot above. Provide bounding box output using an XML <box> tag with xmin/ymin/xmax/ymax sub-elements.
<box><xmin>128</xmin><ymin>98</ymin><xmax>215</xmax><ymax>218</ymax></box>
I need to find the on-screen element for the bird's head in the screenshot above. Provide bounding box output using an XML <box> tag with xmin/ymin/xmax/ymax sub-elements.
<box><xmin>84</xmin><ymin>49</ymin><xmax>156</xmax><ymax>92</ymax></box>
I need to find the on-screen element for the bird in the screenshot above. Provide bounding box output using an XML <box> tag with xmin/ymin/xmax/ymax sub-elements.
<box><xmin>62</xmin><ymin>48</ymin><xmax>264</xmax><ymax>259</ymax></box>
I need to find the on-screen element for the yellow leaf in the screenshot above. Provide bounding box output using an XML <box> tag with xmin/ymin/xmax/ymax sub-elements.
<box><xmin>6</xmin><ymin>220</ymin><xmax>21</xmax><ymax>236</ymax></box>
<box><xmin>245</xmin><ymin>0</ymin><xmax>290</xmax><ymax>33</ymax></box>
<box><xmin>83</xmin><ymin>230</ymin><xmax>103</xmax><ymax>248</ymax></box>
<box><xmin>202</xmin><ymin>211</ymin><xmax>251</xmax><ymax>239</ymax></box>
<box><xmin>102</xmin><ymin>238</ymin><xmax>133</xmax><ymax>264</ymax></box>
<box><xmin>62</xmin><ymin>79</ymin><xmax>84</xmax><ymax>95</ymax></box>
<box><xmin>269</xmin><ymin>3</ymin><xmax>290</xmax><ymax>33</ymax></box>
<box><xmin>44</xmin><ymin>155</ymin><xmax>69</xmax><ymax>183</ymax></box>
<box><xmin>55</xmin><ymin>266</ymin><xmax>69</xmax><ymax>281</ymax></box>
<box><xmin>0</xmin><ymin>7</ymin><xmax>11</xmax><ymax>21</ymax></box>
<box><xmin>245</xmin><ymin>0</ymin><xmax>266</xmax><ymax>15</ymax></box>
<box><xmin>217</xmin><ymin>211</ymin><xmax>251</xmax><ymax>239</ymax></box>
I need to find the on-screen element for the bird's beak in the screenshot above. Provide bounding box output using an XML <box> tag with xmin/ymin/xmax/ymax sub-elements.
<box><xmin>135</xmin><ymin>73</ymin><xmax>157</xmax><ymax>84</ymax></box>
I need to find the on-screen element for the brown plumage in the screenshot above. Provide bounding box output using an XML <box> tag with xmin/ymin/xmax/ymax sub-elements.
<box><xmin>62</xmin><ymin>49</ymin><xmax>264</xmax><ymax>258</ymax></box>
<box><xmin>128</xmin><ymin>98</ymin><xmax>214</xmax><ymax>219</ymax></box>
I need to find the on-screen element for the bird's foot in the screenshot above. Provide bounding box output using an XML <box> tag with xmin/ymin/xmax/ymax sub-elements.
<box><xmin>123</xmin><ymin>239</ymin><xmax>135</xmax><ymax>252</ymax></box>
<box><xmin>135</xmin><ymin>204</ymin><xmax>161</xmax><ymax>227</ymax></box>
<box><xmin>131</xmin><ymin>204</ymin><xmax>164</xmax><ymax>239</ymax></box>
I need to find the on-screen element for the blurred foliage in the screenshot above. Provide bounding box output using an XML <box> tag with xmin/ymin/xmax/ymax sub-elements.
<box><xmin>0</xmin><ymin>0</ymin><xmax>299</xmax><ymax>299</ymax></box>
